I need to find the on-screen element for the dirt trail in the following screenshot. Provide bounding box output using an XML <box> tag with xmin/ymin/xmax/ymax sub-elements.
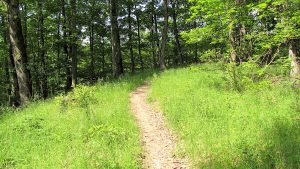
<box><xmin>130</xmin><ymin>83</ymin><xmax>188</xmax><ymax>169</ymax></box>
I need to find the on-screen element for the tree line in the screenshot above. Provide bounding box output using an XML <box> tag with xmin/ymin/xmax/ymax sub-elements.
<box><xmin>0</xmin><ymin>0</ymin><xmax>299</xmax><ymax>106</ymax></box>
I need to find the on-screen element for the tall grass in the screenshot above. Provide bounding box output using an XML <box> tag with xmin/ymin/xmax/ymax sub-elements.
<box><xmin>150</xmin><ymin>64</ymin><xmax>300</xmax><ymax>168</ymax></box>
<box><xmin>0</xmin><ymin>72</ymin><xmax>153</xmax><ymax>169</ymax></box>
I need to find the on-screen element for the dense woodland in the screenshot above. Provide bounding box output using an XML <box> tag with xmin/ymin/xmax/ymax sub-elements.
<box><xmin>0</xmin><ymin>0</ymin><xmax>299</xmax><ymax>168</ymax></box>
<box><xmin>0</xmin><ymin>0</ymin><xmax>299</xmax><ymax>106</ymax></box>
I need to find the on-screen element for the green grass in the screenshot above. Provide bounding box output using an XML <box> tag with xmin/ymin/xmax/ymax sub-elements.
<box><xmin>149</xmin><ymin>64</ymin><xmax>300</xmax><ymax>168</ymax></box>
<box><xmin>0</xmin><ymin>72</ymin><xmax>153</xmax><ymax>169</ymax></box>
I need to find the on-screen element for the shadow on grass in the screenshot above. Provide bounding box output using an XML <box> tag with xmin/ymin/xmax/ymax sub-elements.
<box><xmin>239</xmin><ymin>118</ymin><xmax>300</xmax><ymax>169</ymax></box>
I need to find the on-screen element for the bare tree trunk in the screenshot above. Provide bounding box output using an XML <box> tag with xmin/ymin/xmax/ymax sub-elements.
<box><xmin>20</xmin><ymin>3</ymin><xmax>27</xmax><ymax>51</ymax></box>
<box><xmin>154</xmin><ymin>11</ymin><xmax>160</xmax><ymax>65</ymax></box>
<box><xmin>193</xmin><ymin>22</ymin><xmax>199</xmax><ymax>63</ymax></box>
<box><xmin>128</xmin><ymin>2</ymin><xmax>135</xmax><ymax>73</ymax></box>
<box><xmin>4</xmin><ymin>54</ymin><xmax>10</xmax><ymax>104</ymax></box>
<box><xmin>100</xmin><ymin>36</ymin><xmax>105</xmax><ymax>73</ymax></box>
<box><xmin>89</xmin><ymin>22</ymin><xmax>95</xmax><ymax>79</ymax></box>
<box><xmin>229</xmin><ymin>26</ymin><xmax>237</xmax><ymax>62</ymax></box>
<box><xmin>70</xmin><ymin>0</ymin><xmax>77</xmax><ymax>87</ymax></box>
<box><xmin>61</xmin><ymin>0</ymin><xmax>72</xmax><ymax>90</ymax></box>
<box><xmin>110</xmin><ymin>0</ymin><xmax>123</xmax><ymax>77</ymax></box>
<box><xmin>9</xmin><ymin>42</ymin><xmax>20</xmax><ymax>106</ymax></box>
<box><xmin>89</xmin><ymin>1</ymin><xmax>95</xmax><ymax>79</ymax></box>
<box><xmin>1</xmin><ymin>15</ymin><xmax>11</xmax><ymax>105</ymax></box>
<box><xmin>136</xmin><ymin>10</ymin><xmax>144</xmax><ymax>70</ymax></box>
<box><xmin>290</xmin><ymin>40</ymin><xmax>300</xmax><ymax>77</ymax></box>
<box><xmin>150</xmin><ymin>0</ymin><xmax>157</xmax><ymax>68</ymax></box>
<box><xmin>6</xmin><ymin>0</ymin><xmax>32</xmax><ymax>106</ymax></box>
<box><xmin>56</xmin><ymin>12</ymin><xmax>62</xmax><ymax>91</ymax></box>
<box><xmin>159</xmin><ymin>0</ymin><xmax>168</xmax><ymax>70</ymax></box>
<box><xmin>38</xmin><ymin>0</ymin><xmax>48</xmax><ymax>99</ymax></box>
<box><xmin>20</xmin><ymin>3</ymin><xmax>32</xmax><ymax>95</ymax></box>
<box><xmin>170</xmin><ymin>0</ymin><xmax>183</xmax><ymax>65</ymax></box>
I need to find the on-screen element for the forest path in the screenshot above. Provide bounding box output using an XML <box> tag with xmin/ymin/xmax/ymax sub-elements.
<box><xmin>130</xmin><ymin>82</ymin><xmax>188</xmax><ymax>169</ymax></box>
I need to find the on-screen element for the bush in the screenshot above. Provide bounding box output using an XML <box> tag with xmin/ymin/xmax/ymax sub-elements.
<box><xmin>224</xmin><ymin>61</ymin><xmax>271</xmax><ymax>92</ymax></box>
<box><xmin>55</xmin><ymin>85</ymin><xmax>97</xmax><ymax>119</ymax></box>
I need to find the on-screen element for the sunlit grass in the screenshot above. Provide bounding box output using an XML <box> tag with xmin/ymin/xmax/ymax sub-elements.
<box><xmin>0</xmin><ymin>72</ymin><xmax>153</xmax><ymax>168</ymax></box>
<box><xmin>150</xmin><ymin>64</ymin><xmax>300</xmax><ymax>168</ymax></box>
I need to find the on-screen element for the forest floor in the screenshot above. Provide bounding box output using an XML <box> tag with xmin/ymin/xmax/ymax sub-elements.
<box><xmin>130</xmin><ymin>82</ymin><xmax>188</xmax><ymax>169</ymax></box>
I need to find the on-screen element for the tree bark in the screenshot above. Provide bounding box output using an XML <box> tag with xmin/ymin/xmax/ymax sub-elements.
<box><xmin>6</xmin><ymin>0</ymin><xmax>32</xmax><ymax>106</ymax></box>
<box><xmin>159</xmin><ymin>0</ymin><xmax>168</xmax><ymax>70</ymax></box>
<box><xmin>100</xmin><ymin>36</ymin><xmax>105</xmax><ymax>73</ymax></box>
<box><xmin>229</xmin><ymin>26</ymin><xmax>237</xmax><ymax>63</ymax></box>
<box><xmin>1</xmin><ymin>15</ymin><xmax>11</xmax><ymax>105</ymax></box>
<box><xmin>20</xmin><ymin>3</ymin><xmax>27</xmax><ymax>51</ymax></box>
<box><xmin>4</xmin><ymin>54</ymin><xmax>10</xmax><ymax>104</ymax></box>
<box><xmin>170</xmin><ymin>0</ymin><xmax>183</xmax><ymax>65</ymax></box>
<box><xmin>128</xmin><ymin>2</ymin><xmax>135</xmax><ymax>73</ymax></box>
<box><xmin>70</xmin><ymin>0</ymin><xmax>77</xmax><ymax>87</ymax></box>
<box><xmin>110</xmin><ymin>0</ymin><xmax>123</xmax><ymax>77</ymax></box>
<box><xmin>61</xmin><ymin>0</ymin><xmax>72</xmax><ymax>90</ymax></box>
<box><xmin>136</xmin><ymin>10</ymin><xmax>144</xmax><ymax>70</ymax></box>
<box><xmin>9</xmin><ymin>42</ymin><xmax>20</xmax><ymax>106</ymax></box>
<box><xmin>56</xmin><ymin>11</ymin><xmax>62</xmax><ymax>91</ymax></box>
<box><xmin>154</xmin><ymin>9</ymin><xmax>160</xmax><ymax>66</ymax></box>
<box><xmin>150</xmin><ymin>0</ymin><xmax>157</xmax><ymax>68</ymax></box>
<box><xmin>20</xmin><ymin>3</ymin><xmax>33</xmax><ymax>95</ymax></box>
<box><xmin>289</xmin><ymin>40</ymin><xmax>300</xmax><ymax>77</ymax></box>
<box><xmin>89</xmin><ymin>1</ymin><xmax>95</xmax><ymax>79</ymax></box>
<box><xmin>38</xmin><ymin>0</ymin><xmax>48</xmax><ymax>99</ymax></box>
<box><xmin>89</xmin><ymin>22</ymin><xmax>95</xmax><ymax>79</ymax></box>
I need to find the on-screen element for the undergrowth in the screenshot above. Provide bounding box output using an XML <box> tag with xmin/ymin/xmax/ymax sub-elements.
<box><xmin>150</xmin><ymin>63</ymin><xmax>300</xmax><ymax>168</ymax></box>
<box><xmin>0</xmin><ymin>72</ymin><xmax>153</xmax><ymax>169</ymax></box>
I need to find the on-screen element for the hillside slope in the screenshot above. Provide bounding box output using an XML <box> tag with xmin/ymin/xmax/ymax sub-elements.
<box><xmin>150</xmin><ymin>64</ymin><xmax>300</xmax><ymax>168</ymax></box>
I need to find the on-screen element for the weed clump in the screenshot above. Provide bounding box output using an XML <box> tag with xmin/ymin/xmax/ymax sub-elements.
<box><xmin>55</xmin><ymin>85</ymin><xmax>97</xmax><ymax>119</ymax></box>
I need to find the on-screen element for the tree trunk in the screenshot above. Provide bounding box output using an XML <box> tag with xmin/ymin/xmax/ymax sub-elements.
<box><xmin>1</xmin><ymin>15</ymin><xmax>11</xmax><ymax>105</ymax></box>
<box><xmin>150</xmin><ymin>1</ymin><xmax>157</xmax><ymax>68</ymax></box>
<box><xmin>56</xmin><ymin>12</ymin><xmax>62</xmax><ymax>91</ymax></box>
<box><xmin>110</xmin><ymin>0</ymin><xmax>123</xmax><ymax>77</ymax></box>
<box><xmin>159</xmin><ymin>0</ymin><xmax>168</xmax><ymax>70</ymax></box>
<box><xmin>61</xmin><ymin>0</ymin><xmax>72</xmax><ymax>90</ymax></box>
<box><xmin>170</xmin><ymin>0</ymin><xmax>183</xmax><ymax>65</ymax></box>
<box><xmin>100</xmin><ymin>36</ymin><xmax>105</xmax><ymax>73</ymax></box>
<box><xmin>128</xmin><ymin>2</ymin><xmax>135</xmax><ymax>73</ymax></box>
<box><xmin>20</xmin><ymin>3</ymin><xmax>27</xmax><ymax>51</ymax></box>
<box><xmin>6</xmin><ymin>0</ymin><xmax>32</xmax><ymax>106</ymax></box>
<box><xmin>38</xmin><ymin>0</ymin><xmax>48</xmax><ymax>99</ymax></box>
<box><xmin>289</xmin><ymin>40</ymin><xmax>300</xmax><ymax>77</ymax></box>
<box><xmin>20</xmin><ymin>3</ymin><xmax>32</xmax><ymax>95</ymax></box>
<box><xmin>154</xmin><ymin>10</ymin><xmax>160</xmax><ymax>65</ymax></box>
<box><xmin>229</xmin><ymin>26</ymin><xmax>237</xmax><ymax>63</ymax></box>
<box><xmin>70</xmin><ymin>0</ymin><xmax>77</xmax><ymax>87</ymax></box>
<box><xmin>90</xmin><ymin>21</ymin><xmax>95</xmax><ymax>79</ymax></box>
<box><xmin>4</xmin><ymin>54</ymin><xmax>10</xmax><ymax>104</ymax></box>
<box><xmin>9</xmin><ymin>42</ymin><xmax>20</xmax><ymax>106</ymax></box>
<box><xmin>89</xmin><ymin>1</ymin><xmax>95</xmax><ymax>79</ymax></box>
<box><xmin>136</xmin><ymin>11</ymin><xmax>144</xmax><ymax>70</ymax></box>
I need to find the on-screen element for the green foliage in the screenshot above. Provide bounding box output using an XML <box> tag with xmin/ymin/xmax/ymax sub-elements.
<box><xmin>224</xmin><ymin>61</ymin><xmax>271</xmax><ymax>92</ymax></box>
<box><xmin>185</xmin><ymin>0</ymin><xmax>300</xmax><ymax>65</ymax></box>
<box><xmin>56</xmin><ymin>85</ymin><xmax>98</xmax><ymax>119</ymax></box>
<box><xmin>150</xmin><ymin>64</ymin><xmax>300</xmax><ymax>168</ymax></box>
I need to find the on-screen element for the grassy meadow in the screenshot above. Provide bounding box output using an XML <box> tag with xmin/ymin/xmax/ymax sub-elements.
<box><xmin>0</xmin><ymin>72</ymin><xmax>153</xmax><ymax>169</ymax></box>
<box><xmin>0</xmin><ymin>63</ymin><xmax>299</xmax><ymax>169</ymax></box>
<box><xmin>149</xmin><ymin>64</ymin><xmax>300</xmax><ymax>168</ymax></box>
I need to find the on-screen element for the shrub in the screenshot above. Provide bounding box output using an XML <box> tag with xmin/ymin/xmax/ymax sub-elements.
<box><xmin>224</xmin><ymin>61</ymin><xmax>271</xmax><ymax>92</ymax></box>
<box><xmin>55</xmin><ymin>85</ymin><xmax>97</xmax><ymax>119</ymax></box>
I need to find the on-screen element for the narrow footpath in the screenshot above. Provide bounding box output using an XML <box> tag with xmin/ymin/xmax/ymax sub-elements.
<box><xmin>130</xmin><ymin>83</ymin><xmax>188</xmax><ymax>169</ymax></box>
